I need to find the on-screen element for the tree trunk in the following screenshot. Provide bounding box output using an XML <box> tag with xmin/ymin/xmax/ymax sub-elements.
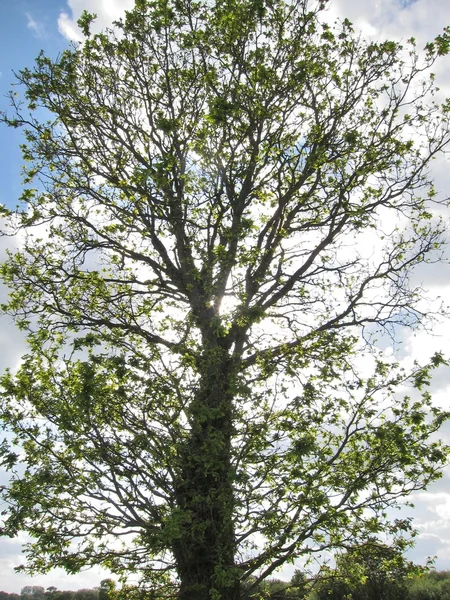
<box><xmin>173</xmin><ymin>345</ymin><xmax>240</xmax><ymax>600</ymax></box>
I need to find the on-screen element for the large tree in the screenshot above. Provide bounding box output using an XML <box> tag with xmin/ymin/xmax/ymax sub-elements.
<box><xmin>1</xmin><ymin>1</ymin><xmax>450</xmax><ymax>599</ymax></box>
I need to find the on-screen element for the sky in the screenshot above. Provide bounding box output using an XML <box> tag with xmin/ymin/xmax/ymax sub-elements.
<box><xmin>1</xmin><ymin>0</ymin><xmax>450</xmax><ymax>593</ymax></box>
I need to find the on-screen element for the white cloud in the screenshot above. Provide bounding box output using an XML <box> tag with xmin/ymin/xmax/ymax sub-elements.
<box><xmin>58</xmin><ymin>0</ymin><xmax>134</xmax><ymax>41</ymax></box>
<box><xmin>0</xmin><ymin>544</ymin><xmax>111</xmax><ymax>594</ymax></box>
<box><xmin>25</xmin><ymin>12</ymin><xmax>46</xmax><ymax>39</ymax></box>
<box><xmin>434</xmin><ymin>497</ymin><xmax>450</xmax><ymax>522</ymax></box>
<box><xmin>58</xmin><ymin>12</ymin><xmax>84</xmax><ymax>43</ymax></box>
<box><xmin>405</xmin><ymin>484</ymin><xmax>450</xmax><ymax>567</ymax></box>
<box><xmin>329</xmin><ymin>0</ymin><xmax>448</xmax><ymax>37</ymax></box>
<box><xmin>0</xmin><ymin>224</ymin><xmax>27</xmax><ymax>374</ymax></box>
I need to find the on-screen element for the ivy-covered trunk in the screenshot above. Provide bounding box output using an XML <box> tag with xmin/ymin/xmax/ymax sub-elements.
<box><xmin>173</xmin><ymin>345</ymin><xmax>240</xmax><ymax>600</ymax></box>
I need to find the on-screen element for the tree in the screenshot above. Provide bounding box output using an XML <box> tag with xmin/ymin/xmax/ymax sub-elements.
<box><xmin>98</xmin><ymin>581</ymin><xmax>115</xmax><ymax>600</ymax></box>
<box><xmin>20</xmin><ymin>588</ymin><xmax>45</xmax><ymax>600</ymax></box>
<box><xmin>312</xmin><ymin>540</ymin><xmax>421</xmax><ymax>600</ymax></box>
<box><xmin>246</xmin><ymin>571</ymin><xmax>309</xmax><ymax>599</ymax></box>
<box><xmin>52</xmin><ymin>593</ymin><xmax>73</xmax><ymax>600</ymax></box>
<box><xmin>1</xmin><ymin>1</ymin><xmax>450</xmax><ymax>599</ymax></box>
<box><xmin>408</xmin><ymin>570</ymin><xmax>450</xmax><ymax>600</ymax></box>
<box><xmin>74</xmin><ymin>591</ymin><xmax>99</xmax><ymax>600</ymax></box>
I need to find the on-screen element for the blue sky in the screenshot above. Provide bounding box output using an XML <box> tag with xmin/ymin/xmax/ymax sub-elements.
<box><xmin>1</xmin><ymin>0</ymin><xmax>450</xmax><ymax>594</ymax></box>
<box><xmin>0</xmin><ymin>0</ymin><xmax>72</xmax><ymax>210</ymax></box>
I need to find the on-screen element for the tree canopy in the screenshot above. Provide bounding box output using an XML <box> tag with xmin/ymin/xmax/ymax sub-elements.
<box><xmin>1</xmin><ymin>1</ymin><xmax>450</xmax><ymax>599</ymax></box>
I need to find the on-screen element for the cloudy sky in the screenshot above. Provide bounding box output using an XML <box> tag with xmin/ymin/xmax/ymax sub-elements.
<box><xmin>1</xmin><ymin>0</ymin><xmax>450</xmax><ymax>593</ymax></box>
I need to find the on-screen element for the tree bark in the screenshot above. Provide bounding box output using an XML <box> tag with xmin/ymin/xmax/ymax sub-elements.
<box><xmin>173</xmin><ymin>344</ymin><xmax>240</xmax><ymax>600</ymax></box>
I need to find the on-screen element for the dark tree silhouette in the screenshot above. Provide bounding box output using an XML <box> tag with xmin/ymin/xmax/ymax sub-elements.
<box><xmin>1</xmin><ymin>1</ymin><xmax>450</xmax><ymax>599</ymax></box>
